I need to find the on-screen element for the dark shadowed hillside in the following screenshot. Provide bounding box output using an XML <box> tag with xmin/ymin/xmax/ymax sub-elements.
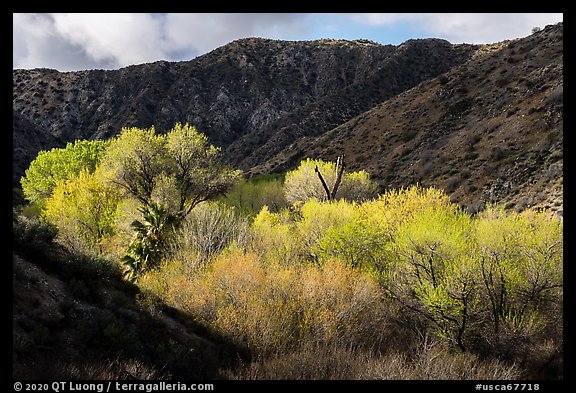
<box><xmin>12</xmin><ymin>112</ymin><xmax>63</xmax><ymax>186</ymax></box>
<box><xmin>13</xmin><ymin>216</ymin><xmax>243</xmax><ymax>379</ymax></box>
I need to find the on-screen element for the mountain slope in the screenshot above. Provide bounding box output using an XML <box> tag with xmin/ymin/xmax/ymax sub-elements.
<box><xmin>255</xmin><ymin>23</ymin><xmax>563</xmax><ymax>214</ymax></box>
<box><xmin>12</xmin><ymin>25</ymin><xmax>562</xmax><ymax>214</ymax></box>
<box><xmin>12</xmin><ymin>112</ymin><xmax>63</xmax><ymax>186</ymax></box>
<box><xmin>12</xmin><ymin>37</ymin><xmax>476</xmax><ymax>186</ymax></box>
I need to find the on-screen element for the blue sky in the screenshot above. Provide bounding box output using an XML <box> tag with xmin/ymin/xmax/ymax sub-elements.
<box><xmin>13</xmin><ymin>13</ymin><xmax>563</xmax><ymax>72</ymax></box>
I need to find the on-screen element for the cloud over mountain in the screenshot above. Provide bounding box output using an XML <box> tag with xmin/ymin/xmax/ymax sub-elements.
<box><xmin>13</xmin><ymin>13</ymin><xmax>562</xmax><ymax>71</ymax></box>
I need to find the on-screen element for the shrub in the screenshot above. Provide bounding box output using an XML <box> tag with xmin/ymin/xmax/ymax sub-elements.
<box><xmin>219</xmin><ymin>174</ymin><xmax>288</xmax><ymax>216</ymax></box>
<box><xmin>490</xmin><ymin>146</ymin><xmax>505</xmax><ymax>161</ymax></box>
<box><xmin>224</xmin><ymin>341</ymin><xmax>521</xmax><ymax>380</ymax></box>
<box><xmin>13</xmin><ymin>210</ymin><xmax>57</xmax><ymax>250</ymax></box>
<box><xmin>251</xmin><ymin>206</ymin><xmax>298</xmax><ymax>265</ymax></box>
<box><xmin>438</xmin><ymin>75</ymin><xmax>450</xmax><ymax>85</ymax></box>
<box><xmin>360</xmin><ymin>185</ymin><xmax>455</xmax><ymax>242</ymax></box>
<box><xmin>317</xmin><ymin>218</ymin><xmax>387</xmax><ymax>269</ymax></box>
<box><xmin>446</xmin><ymin>174</ymin><xmax>462</xmax><ymax>192</ymax></box>
<box><xmin>20</xmin><ymin>358</ymin><xmax>170</xmax><ymax>380</ymax></box>
<box><xmin>156</xmin><ymin>251</ymin><xmax>388</xmax><ymax>356</ymax></box>
<box><xmin>495</xmin><ymin>78</ymin><xmax>511</xmax><ymax>88</ymax></box>
<box><xmin>169</xmin><ymin>202</ymin><xmax>251</xmax><ymax>269</ymax></box>
<box><xmin>337</xmin><ymin>170</ymin><xmax>379</xmax><ymax>201</ymax></box>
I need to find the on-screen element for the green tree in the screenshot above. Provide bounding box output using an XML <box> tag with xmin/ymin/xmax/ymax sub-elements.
<box><xmin>318</xmin><ymin>219</ymin><xmax>386</xmax><ymax>269</ymax></box>
<box><xmin>163</xmin><ymin>123</ymin><xmax>241</xmax><ymax>219</ymax></box>
<box><xmin>475</xmin><ymin>206</ymin><xmax>563</xmax><ymax>334</ymax></box>
<box><xmin>100</xmin><ymin>123</ymin><xmax>241</xmax><ymax>279</ymax></box>
<box><xmin>388</xmin><ymin>207</ymin><xmax>481</xmax><ymax>351</ymax></box>
<box><xmin>296</xmin><ymin>199</ymin><xmax>360</xmax><ymax>264</ymax></box>
<box><xmin>20</xmin><ymin>139</ymin><xmax>109</xmax><ymax>207</ymax></box>
<box><xmin>43</xmin><ymin>169</ymin><xmax>120</xmax><ymax>255</ymax></box>
<box><xmin>101</xmin><ymin>123</ymin><xmax>240</xmax><ymax>220</ymax></box>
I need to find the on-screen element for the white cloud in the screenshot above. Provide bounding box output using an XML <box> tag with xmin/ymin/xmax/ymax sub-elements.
<box><xmin>163</xmin><ymin>13</ymin><xmax>309</xmax><ymax>54</ymax></box>
<box><xmin>13</xmin><ymin>13</ymin><xmax>563</xmax><ymax>72</ymax></box>
<box><xmin>13</xmin><ymin>13</ymin><xmax>133</xmax><ymax>70</ymax></box>
<box><xmin>13</xmin><ymin>13</ymin><xmax>312</xmax><ymax>71</ymax></box>
<box><xmin>351</xmin><ymin>13</ymin><xmax>563</xmax><ymax>44</ymax></box>
<box><xmin>50</xmin><ymin>13</ymin><xmax>167</xmax><ymax>66</ymax></box>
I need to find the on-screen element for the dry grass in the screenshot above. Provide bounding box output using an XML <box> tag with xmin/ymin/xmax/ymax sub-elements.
<box><xmin>14</xmin><ymin>357</ymin><xmax>170</xmax><ymax>380</ymax></box>
<box><xmin>223</xmin><ymin>342</ymin><xmax>521</xmax><ymax>380</ymax></box>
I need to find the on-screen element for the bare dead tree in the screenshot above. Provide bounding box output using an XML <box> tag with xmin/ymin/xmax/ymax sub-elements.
<box><xmin>314</xmin><ymin>156</ymin><xmax>345</xmax><ymax>201</ymax></box>
<box><xmin>331</xmin><ymin>156</ymin><xmax>345</xmax><ymax>199</ymax></box>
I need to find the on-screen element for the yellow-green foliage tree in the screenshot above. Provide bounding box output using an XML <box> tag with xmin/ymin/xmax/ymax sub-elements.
<box><xmin>283</xmin><ymin>158</ymin><xmax>378</xmax><ymax>204</ymax></box>
<box><xmin>474</xmin><ymin>206</ymin><xmax>563</xmax><ymax>355</ymax></box>
<box><xmin>388</xmin><ymin>207</ymin><xmax>480</xmax><ymax>351</ymax></box>
<box><xmin>21</xmin><ymin>139</ymin><xmax>109</xmax><ymax>208</ymax></box>
<box><xmin>99</xmin><ymin>126</ymin><xmax>166</xmax><ymax>206</ymax></box>
<box><xmin>296</xmin><ymin>199</ymin><xmax>361</xmax><ymax>264</ymax></box>
<box><xmin>44</xmin><ymin>169</ymin><xmax>120</xmax><ymax>255</ymax></box>
<box><xmin>101</xmin><ymin>123</ymin><xmax>241</xmax><ymax>220</ymax></box>
<box><xmin>100</xmin><ymin>123</ymin><xmax>241</xmax><ymax>279</ymax></box>
<box><xmin>251</xmin><ymin>206</ymin><xmax>298</xmax><ymax>264</ymax></box>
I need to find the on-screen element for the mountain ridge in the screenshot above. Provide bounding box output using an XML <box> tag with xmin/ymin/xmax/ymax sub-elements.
<box><xmin>255</xmin><ymin>23</ymin><xmax>563</xmax><ymax>214</ymax></box>
<box><xmin>12</xmin><ymin>24</ymin><xmax>562</xmax><ymax>214</ymax></box>
<box><xmin>13</xmin><ymin>35</ymin><xmax>476</xmax><ymax>175</ymax></box>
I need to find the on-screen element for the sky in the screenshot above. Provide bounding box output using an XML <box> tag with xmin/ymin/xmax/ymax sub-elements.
<box><xmin>13</xmin><ymin>13</ymin><xmax>563</xmax><ymax>72</ymax></box>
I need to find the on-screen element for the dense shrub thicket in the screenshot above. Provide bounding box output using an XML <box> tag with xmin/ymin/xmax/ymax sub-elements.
<box><xmin>217</xmin><ymin>173</ymin><xmax>287</xmax><ymax>216</ymax></box>
<box><xmin>17</xmin><ymin>124</ymin><xmax>562</xmax><ymax>380</ymax></box>
<box><xmin>139</xmin><ymin>186</ymin><xmax>563</xmax><ymax>379</ymax></box>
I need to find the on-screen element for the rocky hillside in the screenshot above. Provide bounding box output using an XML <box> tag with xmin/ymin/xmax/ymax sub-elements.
<box><xmin>254</xmin><ymin>23</ymin><xmax>563</xmax><ymax>215</ymax></box>
<box><xmin>13</xmin><ymin>37</ymin><xmax>476</xmax><ymax>185</ymax></box>
<box><xmin>13</xmin><ymin>24</ymin><xmax>562</xmax><ymax>214</ymax></box>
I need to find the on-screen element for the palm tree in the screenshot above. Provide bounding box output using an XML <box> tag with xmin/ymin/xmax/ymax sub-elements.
<box><xmin>121</xmin><ymin>202</ymin><xmax>178</xmax><ymax>281</ymax></box>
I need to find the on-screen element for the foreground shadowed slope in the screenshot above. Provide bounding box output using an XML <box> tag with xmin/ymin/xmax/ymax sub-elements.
<box><xmin>12</xmin><ymin>217</ymin><xmax>245</xmax><ymax>380</ymax></box>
